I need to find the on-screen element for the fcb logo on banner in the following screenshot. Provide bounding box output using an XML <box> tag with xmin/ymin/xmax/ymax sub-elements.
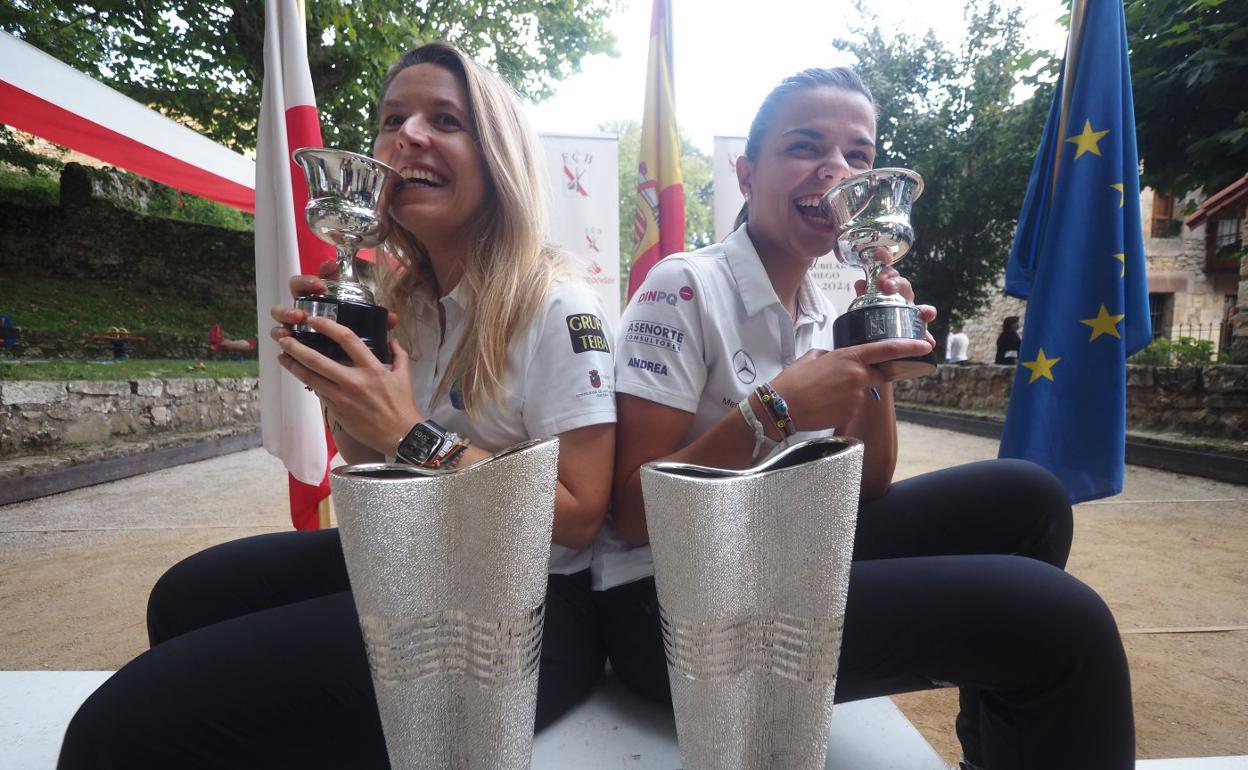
<box><xmin>562</xmin><ymin>151</ymin><xmax>592</xmax><ymax>197</ymax></box>
<box><xmin>540</xmin><ymin>133</ymin><xmax>620</xmax><ymax>324</ymax></box>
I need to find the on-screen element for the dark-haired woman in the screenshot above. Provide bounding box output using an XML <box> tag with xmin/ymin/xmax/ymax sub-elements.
<box><xmin>594</xmin><ymin>67</ymin><xmax>1134</xmax><ymax>770</ymax></box>
<box><xmin>58</xmin><ymin>43</ymin><xmax>614</xmax><ymax>768</ymax></box>
<box><xmin>995</xmin><ymin>315</ymin><xmax>1022</xmax><ymax>365</ymax></box>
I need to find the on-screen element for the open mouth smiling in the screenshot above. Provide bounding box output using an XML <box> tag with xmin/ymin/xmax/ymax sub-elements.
<box><xmin>794</xmin><ymin>194</ymin><xmax>835</xmax><ymax>226</ymax></box>
<box><xmin>397</xmin><ymin>166</ymin><xmax>448</xmax><ymax>189</ymax></box>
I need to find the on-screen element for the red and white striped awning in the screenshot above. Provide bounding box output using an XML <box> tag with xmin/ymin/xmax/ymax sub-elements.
<box><xmin>0</xmin><ymin>31</ymin><xmax>256</xmax><ymax>212</ymax></box>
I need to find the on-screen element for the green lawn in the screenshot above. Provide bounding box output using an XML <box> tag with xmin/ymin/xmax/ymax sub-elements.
<box><xmin>0</xmin><ymin>168</ymin><xmax>59</xmax><ymax>207</ymax></box>
<box><xmin>1</xmin><ymin>273</ymin><xmax>256</xmax><ymax>338</ymax></box>
<box><xmin>0</xmin><ymin>358</ymin><xmax>259</xmax><ymax>381</ymax></box>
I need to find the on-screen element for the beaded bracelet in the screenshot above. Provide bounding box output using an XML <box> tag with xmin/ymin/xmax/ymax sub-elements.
<box><xmin>756</xmin><ymin>382</ymin><xmax>795</xmax><ymax>438</ymax></box>
<box><xmin>737</xmin><ymin>398</ymin><xmax>778</xmax><ymax>460</ymax></box>
<box><xmin>440</xmin><ymin>437</ymin><xmax>472</xmax><ymax>469</ymax></box>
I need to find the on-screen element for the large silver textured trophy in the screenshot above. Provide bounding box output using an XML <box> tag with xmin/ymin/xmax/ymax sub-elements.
<box><xmin>330</xmin><ymin>438</ymin><xmax>559</xmax><ymax>770</ymax></box>
<box><xmin>823</xmin><ymin>167</ymin><xmax>937</xmax><ymax>379</ymax></box>
<box><xmin>642</xmin><ymin>438</ymin><xmax>864</xmax><ymax>769</ymax></box>
<box><xmin>291</xmin><ymin>147</ymin><xmax>401</xmax><ymax>365</ymax></box>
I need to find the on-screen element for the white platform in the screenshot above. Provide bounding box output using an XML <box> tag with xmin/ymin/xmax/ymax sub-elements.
<box><xmin>3</xmin><ymin>671</ymin><xmax>941</xmax><ymax>769</ymax></box>
<box><xmin>3</xmin><ymin>671</ymin><xmax>1245</xmax><ymax>769</ymax></box>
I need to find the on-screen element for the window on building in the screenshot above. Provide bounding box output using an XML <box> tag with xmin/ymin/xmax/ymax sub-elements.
<box><xmin>1150</xmin><ymin>192</ymin><xmax>1175</xmax><ymax>238</ymax></box>
<box><xmin>1214</xmin><ymin>216</ymin><xmax>1242</xmax><ymax>249</ymax></box>
<box><xmin>1207</xmin><ymin>212</ymin><xmax>1245</xmax><ymax>272</ymax></box>
<box><xmin>1148</xmin><ymin>293</ymin><xmax>1173</xmax><ymax>340</ymax></box>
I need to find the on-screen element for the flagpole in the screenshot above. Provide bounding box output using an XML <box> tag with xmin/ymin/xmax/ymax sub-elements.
<box><xmin>1051</xmin><ymin>0</ymin><xmax>1088</xmax><ymax>195</ymax></box>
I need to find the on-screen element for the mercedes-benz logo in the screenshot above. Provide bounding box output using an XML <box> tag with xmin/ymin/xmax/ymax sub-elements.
<box><xmin>732</xmin><ymin>349</ymin><xmax>756</xmax><ymax>384</ymax></box>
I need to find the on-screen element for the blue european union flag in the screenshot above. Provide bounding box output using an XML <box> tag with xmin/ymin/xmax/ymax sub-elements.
<box><xmin>999</xmin><ymin>0</ymin><xmax>1151</xmax><ymax>503</ymax></box>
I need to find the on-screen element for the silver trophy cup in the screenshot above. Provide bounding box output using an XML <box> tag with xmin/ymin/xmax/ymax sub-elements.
<box><xmin>291</xmin><ymin>147</ymin><xmax>401</xmax><ymax>364</ymax></box>
<box><xmin>641</xmin><ymin>438</ymin><xmax>864</xmax><ymax>769</ymax></box>
<box><xmin>329</xmin><ymin>438</ymin><xmax>559</xmax><ymax>770</ymax></box>
<box><xmin>823</xmin><ymin>167</ymin><xmax>937</xmax><ymax>379</ymax></box>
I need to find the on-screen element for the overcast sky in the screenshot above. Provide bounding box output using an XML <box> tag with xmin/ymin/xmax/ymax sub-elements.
<box><xmin>525</xmin><ymin>0</ymin><xmax>1069</xmax><ymax>153</ymax></box>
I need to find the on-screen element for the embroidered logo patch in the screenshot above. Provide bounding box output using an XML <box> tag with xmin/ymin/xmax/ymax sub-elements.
<box><xmin>567</xmin><ymin>314</ymin><xmax>610</xmax><ymax>354</ymax></box>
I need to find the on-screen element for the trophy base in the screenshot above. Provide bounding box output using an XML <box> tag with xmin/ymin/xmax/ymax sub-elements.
<box><xmin>832</xmin><ymin>303</ymin><xmax>936</xmax><ymax>380</ymax></box>
<box><xmin>292</xmin><ymin>294</ymin><xmax>392</xmax><ymax>365</ymax></box>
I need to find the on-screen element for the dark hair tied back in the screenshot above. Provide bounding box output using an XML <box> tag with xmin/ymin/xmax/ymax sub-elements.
<box><xmin>744</xmin><ymin>68</ymin><xmax>875</xmax><ymax>161</ymax></box>
<box><xmin>734</xmin><ymin>67</ymin><xmax>876</xmax><ymax>230</ymax></box>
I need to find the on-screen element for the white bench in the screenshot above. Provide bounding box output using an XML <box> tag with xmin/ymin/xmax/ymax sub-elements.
<box><xmin>5</xmin><ymin>671</ymin><xmax>1245</xmax><ymax>769</ymax></box>
<box><xmin>2</xmin><ymin>670</ymin><xmax>943</xmax><ymax>769</ymax></box>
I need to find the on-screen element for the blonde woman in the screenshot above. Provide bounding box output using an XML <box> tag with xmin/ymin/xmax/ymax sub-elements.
<box><xmin>59</xmin><ymin>43</ymin><xmax>615</xmax><ymax>768</ymax></box>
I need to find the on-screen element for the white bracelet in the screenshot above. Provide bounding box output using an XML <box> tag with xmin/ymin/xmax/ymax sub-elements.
<box><xmin>738</xmin><ymin>398</ymin><xmax>779</xmax><ymax>460</ymax></box>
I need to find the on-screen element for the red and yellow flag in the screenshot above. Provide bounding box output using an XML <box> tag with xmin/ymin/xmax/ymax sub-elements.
<box><xmin>626</xmin><ymin>0</ymin><xmax>685</xmax><ymax>299</ymax></box>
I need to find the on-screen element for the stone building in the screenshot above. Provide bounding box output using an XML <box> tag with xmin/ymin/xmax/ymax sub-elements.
<box><xmin>960</xmin><ymin>180</ymin><xmax>1245</xmax><ymax>364</ymax></box>
<box><xmin>1183</xmin><ymin>173</ymin><xmax>1248</xmax><ymax>364</ymax></box>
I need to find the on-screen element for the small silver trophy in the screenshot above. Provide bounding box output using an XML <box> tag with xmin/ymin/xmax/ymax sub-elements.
<box><xmin>291</xmin><ymin>147</ymin><xmax>401</xmax><ymax>365</ymax></box>
<box><xmin>822</xmin><ymin>167</ymin><xmax>937</xmax><ymax>379</ymax></box>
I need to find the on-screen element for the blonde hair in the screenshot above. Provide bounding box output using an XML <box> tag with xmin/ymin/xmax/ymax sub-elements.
<box><xmin>373</xmin><ymin>43</ymin><xmax>566</xmax><ymax>416</ymax></box>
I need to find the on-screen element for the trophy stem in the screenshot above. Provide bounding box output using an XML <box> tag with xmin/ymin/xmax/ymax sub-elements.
<box><xmin>336</xmin><ymin>245</ymin><xmax>359</xmax><ymax>284</ymax></box>
<box><xmin>863</xmin><ymin>262</ymin><xmax>884</xmax><ymax>300</ymax></box>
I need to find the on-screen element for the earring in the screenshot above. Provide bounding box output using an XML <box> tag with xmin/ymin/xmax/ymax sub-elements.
<box><xmin>744</xmin><ymin>191</ymin><xmax>752</xmax><ymax>202</ymax></box>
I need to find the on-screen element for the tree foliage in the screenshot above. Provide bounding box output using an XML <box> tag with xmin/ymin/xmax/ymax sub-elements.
<box><xmin>1126</xmin><ymin>0</ymin><xmax>1248</xmax><ymax>196</ymax></box>
<box><xmin>834</xmin><ymin>0</ymin><xmax>1054</xmax><ymax>340</ymax></box>
<box><xmin>0</xmin><ymin>0</ymin><xmax>617</xmax><ymax>154</ymax></box>
<box><xmin>602</xmin><ymin>119</ymin><xmax>713</xmax><ymax>301</ymax></box>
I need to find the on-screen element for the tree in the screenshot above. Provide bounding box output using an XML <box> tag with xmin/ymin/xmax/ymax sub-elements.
<box><xmin>0</xmin><ymin>0</ymin><xmax>617</xmax><ymax>155</ymax></box>
<box><xmin>603</xmin><ymin>119</ymin><xmax>713</xmax><ymax>299</ymax></box>
<box><xmin>1126</xmin><ymin>0</ymin><xmax>1248</xmax><ymax>196</ymax></box>
<box><xmin>834</xmin><ymin>0</ymin><xmax>1054</xmax><ymax>342</ymax></box>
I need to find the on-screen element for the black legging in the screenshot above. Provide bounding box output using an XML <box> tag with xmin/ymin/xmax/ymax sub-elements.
<box><xmin>594</xmin><ymin>459</ymin><xmax>1135</xmax><ymax>770</ymax></box>
<box><xmin>57</xmin><ymin>531</ymin><xmax>606</xmax><ymax>769</ymax></box>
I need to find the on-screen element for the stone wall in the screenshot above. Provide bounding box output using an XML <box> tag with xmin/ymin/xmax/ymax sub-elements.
<box><xmin>0</xmin><ymin>378</ymin><xmax>258</xmax><ymax>458</ymax></box>
<box><xmin>1146</xmin><ymin>216</ymin><xmax>1237</xmax><ymax>332</ymax></box>
<box><xmin>0</xmin><ymin>184</ymin><xmax>254</xmax><ymax>306</ymax></box>
<box><xmin>959</xmin><ymin>280</ymin><xmax>1027</xmax><ymax>365</ymax></box>
<box><xmin>893</xmin><ymin>364</ymin><xmax>1248</xmax><ymax>440</ymax></box>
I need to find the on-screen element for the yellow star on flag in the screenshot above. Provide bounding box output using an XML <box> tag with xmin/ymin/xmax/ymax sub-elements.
<box><xmin>1021</xmin><ymin>348</ymin><xmax>1060</xmax><ymax>384</ymax></box>
<box><xmin>1066</xmin><ymin>119</ymin><xmax>1110</xmax><ymax>159</ymax></box>
<box><xmin>1080</xmin><ymin>304</ymin><xmax>1125</xmax><ymax>341</ymax></box>
<box><xmin>1111</xmin><ymin>183</ymin><xmax>1124</xmax><ymax>207</ymax></box>
<box><xmin>1113</xmin><ymin>252</ymin><xmax>1125</xmax><ymax>277</ymax></box>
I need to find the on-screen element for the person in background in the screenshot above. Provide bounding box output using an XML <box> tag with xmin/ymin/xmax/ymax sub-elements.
<box><xmin>946</xmin><ymin>322</ymin><xmax>970</xmax><ymax>364</ymax></box>
<box><xmin>995</xmin><ymin>315</ymin><xmax>1021</xmax><ymax>365</ymax></box>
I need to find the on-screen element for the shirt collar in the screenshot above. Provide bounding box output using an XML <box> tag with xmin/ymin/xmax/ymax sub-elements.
<box><xmin>796</xmin><ymin>272</ymin><xmax>829</xmax><ymax>326</ymax></box>
<box><xmin>441</xmin><ymin>280</ymin><xmax>467</xmax><ymax>310</ymax></box>
<box><xmin>724</xmin><ymin>224</ymin><xmax>783</xmax><ymax>319</ymax></box>
<box><xmin>725</xmin><ymin>223</ymin><xmax>829</xmax><ymax>327</ymax></box>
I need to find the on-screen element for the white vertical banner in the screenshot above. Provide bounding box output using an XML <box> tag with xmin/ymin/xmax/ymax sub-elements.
<box><xmin>540</xmin><ymin>134</ymin><xmax>621</xmax><ymax>325</ymax></box>
<box><xmin>712</xmin><ymin>136</ymin><xmax>746</xmax><ymax>242</ymax></box>
<box><xmin>712</xmin><ymin>135</ymin><xmax>860</xmax><ymax>317</ymax></box>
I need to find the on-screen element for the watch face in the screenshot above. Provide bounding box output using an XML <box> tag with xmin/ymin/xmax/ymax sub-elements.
<box><xmin>398</xmin><ymin>421</ymin><xmax>446</xmax><ymax>464</ymax></box>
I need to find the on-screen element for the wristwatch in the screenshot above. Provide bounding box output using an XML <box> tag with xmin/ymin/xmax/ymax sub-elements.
<box><xmin>395</xmin><ymin>419</ymin><xmax>452</xmax><ymax>467</ymax></box>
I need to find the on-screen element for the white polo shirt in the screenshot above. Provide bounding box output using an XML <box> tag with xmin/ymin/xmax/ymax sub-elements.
<box><xmin>592</xmin><ymin>224</ymin><xmax>839</xmax><ymax>590</ymax></box>
<box><xmin>401</xmin><ymin>277</ymin><xmax>616</xmax><ymax>575</ymax></box>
